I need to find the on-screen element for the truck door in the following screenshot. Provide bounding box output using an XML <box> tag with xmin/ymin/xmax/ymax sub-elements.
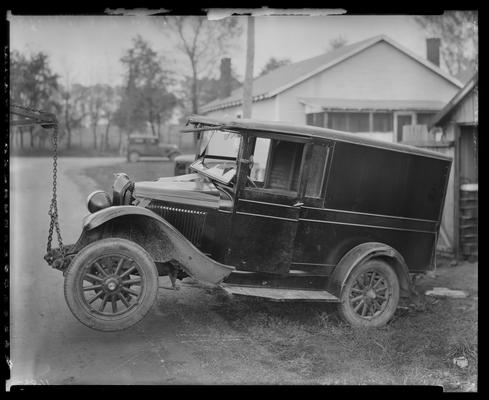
<box><xmin>228</xmin><ymin>135</ymin><xmax>307</xmax><ymax>275</ymax></box>
<box><xmin>292</xmin><ymin>140</ymin><xmax>334</xmax><ymax>272</ymax></box>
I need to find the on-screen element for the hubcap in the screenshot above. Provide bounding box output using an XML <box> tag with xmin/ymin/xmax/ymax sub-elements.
<box><xmin>105</xmin><ymin>277</ymin><xmax>119</xmax><ymax>292</ymax></box>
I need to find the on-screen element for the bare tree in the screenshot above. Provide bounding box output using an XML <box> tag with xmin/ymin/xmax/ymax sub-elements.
<box><xmin>61</xmin><ymin>77</ymin><xmax>88</xmax><ymax>150</ymax></box>
<box><xmin>87</xmin><ymin>84</ymin><xmax>105</xmax><ymax>150</ymax></box>
<box><xmin>100</xmin><ymin>85</ymin><xmax>120</xmax><ymax>152</ymax></box>
<box><xmin>10</xmin><ymin>50</ymin><xmax>60</xmax><ymax>149</ymax></box>
<box><xmin>415</xmin><ymin>11</ymin><xmax>478</xmax><ymax>79</ymax></box>
<box><xmin>117</xmin><ymin>36</ymin><xmax>177</xmax><ymax>138</ymax></box>
<box><xmin>161</xmin><ymin>16</ymin><xmax>243</xmax><ymax>142</ymax></box>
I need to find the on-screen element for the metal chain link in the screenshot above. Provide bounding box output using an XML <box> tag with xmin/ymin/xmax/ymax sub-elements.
<box><xmin>11</xmin><ymin>103</ymin><xmax>64</xmax><ymax>257</ymax></box>
<box><xmin>46</xmin><ymin>122</ymin><xmax>65</xmax><ymax>257</ymax></box>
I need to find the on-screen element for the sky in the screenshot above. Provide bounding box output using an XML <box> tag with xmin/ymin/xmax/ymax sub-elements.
<box><xmin>9</xmin><ymin>13</ymin><xmax>434</xmax><ymax>87</ymax></box>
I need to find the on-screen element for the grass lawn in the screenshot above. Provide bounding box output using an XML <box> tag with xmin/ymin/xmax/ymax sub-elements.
<box><xmin>81</xmin><ymin>160</ymin><xmax>478</xmax><ymax>390</ymax></box>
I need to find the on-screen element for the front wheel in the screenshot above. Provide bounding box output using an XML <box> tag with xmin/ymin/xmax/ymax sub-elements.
<box><xmin>337</xmin><ymin>259</ymin><xmax>399</xmax><ymax>327</ymax></box>
<box><xmin>64</xmin><ymin>238</ymin><xmax>158</xmax><ymax>331</ymax></box>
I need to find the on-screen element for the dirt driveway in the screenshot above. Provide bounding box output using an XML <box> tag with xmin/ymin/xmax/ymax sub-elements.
<box><xmin>8</xmin><ymin>157</ymin><xmax>478</xmax><ymax>389</ymax></box>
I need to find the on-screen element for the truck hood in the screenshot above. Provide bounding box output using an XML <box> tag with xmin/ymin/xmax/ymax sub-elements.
<box><xmin>134</xmin><ymin>173</ymin><xmax>222</xmax><ymax>209</ymax></box>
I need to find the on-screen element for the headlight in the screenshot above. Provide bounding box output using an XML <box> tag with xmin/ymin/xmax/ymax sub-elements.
<box><xmin>113</xmin><ymin>172</ymin><xmax>134</xmax><ymax>205</ymax></box>
<box><xmin>87</xmin><ymin>190</ymin><xmax>112</xmax><ymax>213</ymax></box>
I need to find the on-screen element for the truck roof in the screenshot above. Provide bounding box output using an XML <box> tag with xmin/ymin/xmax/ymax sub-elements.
<box><xmin>186</xmin><ymin>115</ymin><xmax>452</xmax><ymax>162</ymax></box>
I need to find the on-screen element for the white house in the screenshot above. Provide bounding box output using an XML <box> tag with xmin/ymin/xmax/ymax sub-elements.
<box><xmin>201</xmin><ymin>35</ymin><xmax>463</xmax><ymax>143</ymax></box>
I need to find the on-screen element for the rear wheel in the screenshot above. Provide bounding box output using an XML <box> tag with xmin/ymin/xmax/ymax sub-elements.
<box><xmin>128</xmin><ymin>151</ymin><xmax>140</xmax><ymax>163</ymax></box>
<box><xmin>337</xmin><ymin>259</ymin><xmax>399</xmax><ymax>327</ymax></box>
<box><xmin>64</xmin><ymin>238</ymin><xmax>158</xmax><ymax>331</ymax></box>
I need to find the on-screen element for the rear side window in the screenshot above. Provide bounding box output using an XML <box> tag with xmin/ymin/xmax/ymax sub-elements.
<box><xmin>305</xmin><ymin>144</ymin><xmax>330</xmax><ymax>198</ymax></box>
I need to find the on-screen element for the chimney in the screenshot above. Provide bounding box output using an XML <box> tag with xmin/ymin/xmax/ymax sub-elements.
<box><xmin>219</xmin><ymin>58</ymin><xmax>232</xmax><ymax>99</ymax></box>
<box><xmin>426</xmin><ymin>38</ymin><xmax>441</xmax><ymax>67</ymax></box>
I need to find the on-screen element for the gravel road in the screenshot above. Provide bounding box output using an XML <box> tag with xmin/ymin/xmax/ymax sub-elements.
<box><xmin>8</xmin><ymin>157</ymin><xmax>302</xmax><ymax>386</ymax></box>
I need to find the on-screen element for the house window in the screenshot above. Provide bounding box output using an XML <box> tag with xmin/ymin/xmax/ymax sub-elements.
<box><xmin>328</xmin><ymin>112</ymin><xmax>348</xmax><ymax>131</ymax></box>
<box><xmin>328</xmin><ymin>112</ymin><xmax>369</xmax><ymax>133</ymax></box>
<box><xmin>306</xmin><ymin>112</ymin><xmax>325</xmax><ymax>127</ymax></box>
<box><xmin>373</xmin><ymin>113</ymin><xmax>393</xmax><ymax>132</ymax></box>
<box><xmin>349</xmin><ymin>113</ymin><xmax>370</xmax><ymax>132</ymax></box>
<box><xmin>416</xmin><ymin>113</ymin><xmax>436</xmax><ymax>126</ymax></box>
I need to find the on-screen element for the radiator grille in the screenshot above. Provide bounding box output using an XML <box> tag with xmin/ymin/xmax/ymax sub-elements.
<box><xmin>147</xmin><ymin>201</ymin><xmax>207</xmax><ymax>247</ymax></box>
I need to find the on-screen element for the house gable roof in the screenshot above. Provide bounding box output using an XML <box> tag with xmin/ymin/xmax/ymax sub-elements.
<box><xmin>201</xmin><ymin>35</ymin><xmax>463</xmax><ymax>114</ymax></box>
<box><xmin>430</xmin><ymin>73</ymin><xmax>478</xmax><ymax>128</ymax></box>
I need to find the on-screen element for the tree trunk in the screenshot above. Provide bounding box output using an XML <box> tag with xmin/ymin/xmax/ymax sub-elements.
<box><xmin>19</xmin><ymin>127</ymin><xmax>24</xmax><ymax>149</ymax></box>
<box><xmin>66</xmin><ymin>125</ymin><xmax>72</xmax><ymax>149</ymax></box>
<box><xmin>242</xmin><ymin>16</ymin><xmax>255</xmax><ymax>119</ymax></box>
<box><xmin>29</xmin><ymin>127</ymin><xmax>34</xmax><ymax>148</ymax></box>
<box><xmin>105</xmin><ymin>121</ymin><xmax>111</xmax><ymax>151</ymax></box>
<box><xmin>93</xmin><ymin>125</ymin><xmax>97</xmax><ymax>150</ymax></box>
<box><xmin>118</xmin><ymin>129</ymin><xmax>123</xmax><ymax>153</ymax></box>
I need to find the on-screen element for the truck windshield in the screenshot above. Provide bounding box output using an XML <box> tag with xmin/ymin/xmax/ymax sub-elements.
<box><xmin>191</xmin><ymin>129</ymin><xmax>242</xmax><ymax>184</ymax></box>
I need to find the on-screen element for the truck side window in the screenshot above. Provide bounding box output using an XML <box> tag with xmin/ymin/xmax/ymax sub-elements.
<box><xmin>305</xmin><ymin>144</ymin><xmax>330</xmax><ymax>198</ymax></box>
<box><xmin>250</xmin><ymin>137</ymin><xmax>271</xmax><ymax>184</ymax></box>
<box><xmin>249</xmin><ymin>137</ymin><xmax>305</xmax><ymax>193</ymax></box>
<box><xmin>267</xmin><ymin>140</ymin><xmax>304</xmax><ymax>192</ymax></box>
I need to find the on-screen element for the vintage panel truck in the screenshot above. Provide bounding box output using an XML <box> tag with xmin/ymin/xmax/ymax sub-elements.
<box><xmin>45</xmin><ymin>115</ymin><xmax>452</xmax><ymax>331</ymax></box>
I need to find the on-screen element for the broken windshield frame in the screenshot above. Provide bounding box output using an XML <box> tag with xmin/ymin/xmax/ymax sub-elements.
<box><xmin>190</xmin><ymin>129</ymin><xmax>242</xmax><ymax>185</ymax></box>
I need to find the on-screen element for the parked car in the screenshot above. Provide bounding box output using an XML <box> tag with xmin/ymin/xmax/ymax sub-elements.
<box><xmin>174</xmin><ymin>153</ymin><xmax>196</xmax><ymax>176</ymax></box>
<box><xmin>45</xmin><ymin>115</ymin><xmax>451</xmax><ymax>331</ymax></box>
<box><xmin>127</xmin><ymin>134</ymin><xmax>181</xmax><ymax>162</ymax></box>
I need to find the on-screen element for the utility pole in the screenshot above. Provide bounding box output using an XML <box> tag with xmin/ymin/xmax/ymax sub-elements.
<box><xmin>242</xmin><ymin>16</ymin><xmax>255</xmax><ymax>119</ymax></box>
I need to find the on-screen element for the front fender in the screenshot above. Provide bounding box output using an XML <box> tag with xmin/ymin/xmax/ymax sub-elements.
<box><xmin>328</xmin><ymin>242</ymin><xmax>414</xmax><ymax>298</ymax></box>
<box><xmin>78</xmin><ymin>206</ymin><xmax>235</xmax><ymax>285</ymax></box>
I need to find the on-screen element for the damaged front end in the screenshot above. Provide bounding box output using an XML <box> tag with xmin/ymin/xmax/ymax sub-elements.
<box><xmin>44</xmin><ymin>172</ymin><xmax>136</xmax><ymax>274</ymax></box>
<box><xmin>44</xmin><ymin>244</ymin><xmax>76</xmax><ymax>274</ymax></box>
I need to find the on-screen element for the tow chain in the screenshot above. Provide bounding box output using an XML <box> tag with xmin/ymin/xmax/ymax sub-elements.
<box><xmin>46</xmin><ymin>122</ymin><xmax>65</xmax><ymax>258</ymax></box>
<box><xmin>11</xmin><ymin>104</ymin><xmax>65</xmax><ymax>258</ymax></box>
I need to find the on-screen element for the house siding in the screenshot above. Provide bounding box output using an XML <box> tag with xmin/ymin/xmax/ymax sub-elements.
<box><xmin>204</xmin><ymin>42</ymin><xmax>460</xmax><ymax>131</ymax></box>
<box><xmin>276</xmin><ymin>41</ymin><xmax>460</xmax><ymax>126</ymax></box>
<box><xmin>449</xmin><ymin>89</ymin><xmax>478</xmax><ymax>125</ymax></box>
<box><xmin>204</xmin><ymin>97</ymin><xmax>278</xmax><ymax>121</ymax></box>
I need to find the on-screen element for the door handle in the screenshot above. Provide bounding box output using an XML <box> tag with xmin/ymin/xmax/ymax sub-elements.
<box><xmin>293</xmin><ymin>201</ymin><xmax>304</xmax><ymax>207</ymax></box>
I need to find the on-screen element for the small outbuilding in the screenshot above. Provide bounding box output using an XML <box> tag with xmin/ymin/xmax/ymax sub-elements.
<box><xmin>429</xmin><ymin>73</ymin><xmax>478</xmax><ymax>260</ymax></box>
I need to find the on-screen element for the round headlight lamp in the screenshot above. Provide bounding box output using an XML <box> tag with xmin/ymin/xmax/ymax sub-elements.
<box><xmin>87</xmin><ymin>190</ymin><xmax>112</xmax><ymax>213</ymax></box>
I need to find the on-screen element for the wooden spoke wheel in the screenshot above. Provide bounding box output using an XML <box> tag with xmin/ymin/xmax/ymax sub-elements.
<box><xmin>64</xmin><ymin>238</ymin><xmax>158</xmax><ymax>331</ymax></box>
<box><xmin>337</xmin><ymin>259</ymin><xmax>399</xmax><ymax>327</ymax></box>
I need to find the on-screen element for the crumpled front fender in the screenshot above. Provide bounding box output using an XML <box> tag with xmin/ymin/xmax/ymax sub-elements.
<box><xmin>78</xmin><ymin>206</ymin><xmax>235</xmax><ymax>285</ymax></box>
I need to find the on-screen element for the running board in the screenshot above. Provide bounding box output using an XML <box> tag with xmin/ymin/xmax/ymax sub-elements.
<box><xmin>221</xmin><ymin>284</ymin><xmax>339</xmax><ymax>302</ymax></box>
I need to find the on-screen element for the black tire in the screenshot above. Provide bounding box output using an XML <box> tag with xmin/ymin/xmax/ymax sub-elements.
<box><xmin>337</xmin><ymin>259</ymin><xmax>399</xmax><ymax>327</ymax></box>
<box><xmin>128</xmin><ymin>151</ymin><xmax>140</xmax><ymax>163</ymax></box>
<box><xmin>64</xmin><ymin>238</ymin><xmax>158</xmax><ymax>332</ymax></box>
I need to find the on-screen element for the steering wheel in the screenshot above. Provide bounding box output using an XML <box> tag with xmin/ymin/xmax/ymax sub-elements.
<box><xmin>246</xmin><ymin>176</ymin><xmax>257</xmax><ymax>188</ymax></box>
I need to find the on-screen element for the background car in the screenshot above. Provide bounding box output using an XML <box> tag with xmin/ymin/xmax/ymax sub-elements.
<box><xmin>173</xmin><ymin>153</ymin><xmax>196</xmax><ymax>175</ymax></box>
<box><xmin>127</xmin><ymin>134</ymin><xmax>181</xmax><ymax>162</ymax></box>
